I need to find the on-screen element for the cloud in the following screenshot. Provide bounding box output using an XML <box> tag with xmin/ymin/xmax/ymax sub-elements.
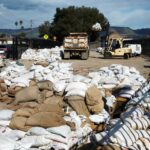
<box><xmin>0</xmin><ymin>0</ymin><xmax>149</xmax><ymax>29</ymax></box>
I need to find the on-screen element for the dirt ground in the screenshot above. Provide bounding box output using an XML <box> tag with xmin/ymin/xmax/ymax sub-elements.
<box><xmin>61</xmin><ymin>51</ymin><xmax>150</xmax><ymax>79</ymax></box>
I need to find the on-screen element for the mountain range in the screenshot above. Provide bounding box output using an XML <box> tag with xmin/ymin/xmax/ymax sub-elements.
<box><xmin>0</xmin><ymin>26</ymin><xmax>150</xmax><ymax>38</ymax></box>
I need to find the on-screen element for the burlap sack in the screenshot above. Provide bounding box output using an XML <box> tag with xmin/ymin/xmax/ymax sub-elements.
<box><xmin>35</xmin><ymin>61</ymin><xmax>49</xmax><ymax>67</ymax></box>
<box><xmin>44</xmin><ymin>96</ymin><xmax>63</xmax><ymax>106</ymax></box>
<box><xmin>36</xmin><ymin>104</ymin><xmax>65</xmax><ymax>116</ymax></box>
<box><xmin>86</xmin><ymin>86</ymin><xmax>103</xmax><ymax>106</ymax></box>
<box><xmin>26</xmin><ymin>112</ymin><xmax>66</xmax><ymax>128</ymax></box>
<box><xmin>37</xmin><ymin>81</ymin><xmax>53</xmax><ymax>90</ymax></box>
<box><xmin>67</xmin><ymin>100</ymin><xmax>90</xmax><ymax>117</ymax></box>
<box><xmin>88</xmin><ymin>103</ymin><xmax>104</xmax><ymax>114</ymax></box>
<box><xmin>14</xmin><ymin>86</ymin><xmax>39</xmax><ymax>104</ymax></box>
<box><xmin>20</xmin><ymin>102</ymin><xmax>39</xmax><ymax>108</ymax></box>
<box><xmin>9</xmin><ymin>116</ymin><xmax>31</xmax><ymax>131</ymax></box>
<box><xmin>14</xmin><ymin>86</ymin><xmax>23</xmax><ymax>92</ymax></box>
<box><xmin>45</xmin><ymin>90</ymin><xmax>53</xmax><ymax>98</ymax></box>
<box><xmin>0</xmin><ymin>83</ymin><xmax>7</xmax><ymax>92</ymax></box>
<box><xmin>7</xmin><ymin>87</ymin><xmax>16</xmax><ymax>96</ymax></box>
<box><xmin>86</xmin><ymin>86</ymin><xmax>104</xmax><ymax>113</ymax></box>
<box><xmin>29</xmin><ymin>80</ymin><xmax>37</xmax><ymax>86</ymax></box>
<box><xmin>105</xmin><ymin>89</ymin><xmax>112</xmax><ymax>97</ymax></box>
<box><xmin>67</xmin><ymin>95</ymin><xmax>85</xmax><ymax>101</ymax></box>
<box><xmin>13</xmin><ymin>108</ymin><xmax>36</xmax><ymax>118</ymax></box>
<box><xmin>0</xmin><ymin>79</ymin><xmax>4</xmax><ymax>83</ymax></box>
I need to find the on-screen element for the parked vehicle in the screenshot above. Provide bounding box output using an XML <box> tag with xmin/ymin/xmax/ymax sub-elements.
<box><xmin>0</xmin><ymin>44</ymin><xmax>12</xmax><ymax>58</ymax></box>
<box><xmin>63</xmin><ymin>33</ymin><xmax>89</xmax><ymax>59</ymax></box>
<box><xmin>104</xmin><ymin>38</ymin><xmax>132</xmax><ymax>59</ymax></box>
<box><xmin>124</xmin><ymin>44</ymin><xmax>142</xmax><ymax>56</ymax></box>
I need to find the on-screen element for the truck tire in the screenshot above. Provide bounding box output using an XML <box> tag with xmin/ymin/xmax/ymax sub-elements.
<box><xmin>124</xmin><ymin>53</ymin><xmax>129</xmax><ymax>59</ymax></box>
<box><xmin>64</xmin><ymin>51</ymin><xmax>70</xmax><ymax>59</ymax></box>
<box><xmin>104</xmin><ymin>52</ymin><xmax>112</xmax><ymax>59</ymax></box>
<box><xmin>81</xmin><ymin>50</ymin><xmax>89</xmax><ymax>60</ymax></box>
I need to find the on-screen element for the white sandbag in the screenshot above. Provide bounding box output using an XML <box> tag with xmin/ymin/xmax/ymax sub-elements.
<box><xmin>27</xmin><ymin>127</ymin><xmax>50</xmax><ymax>136</ymax></box>
<box><xmin>0</xmin><ymin>136</ymin><xmax>16</xmax><ymax>150</ymax></box>
<box><xmin>70</xmin><ymin>111</ymin><xmax>82</xmax><ymax>129</ymax></box>
<box><xmin>130</xmin><ymin>67</ymin><xmax>140</xmax><ymax>74</ymax></box>
<box><xmin>106</xmin><ymin>95</ymin><xmax>116</xmax><ymax>107</ymax></box>
<box><xmin>6</xmin><ymin>130</ymin><xmax>26</xmax><ymax>141</ymax></box>
<box><xmin>136</xmin><ymin>130</ymin><xmax>150</xmax><ymax>139</ymax></box>
<box><xmin>53</xmin><ymin>81</ymin><xmax>67</xmax><ymax>93</ymax></box>
<box><xmin>72</xmin><ymin>75</ymin><xmax>91</xmax><ymax>83</ymax></box>
<box><xmin>18</xmin><ymin>136</ymin><xmax>51</xmax><ymax>149</ymax></box>
<box><xmin>102</xmin><ymin>84</ymin><xmax>116</xmax><ymax>89</ymax></box>
<box><xmin>122</xmin><ymin>66</ymin><xmax>130</xmax><ymax>76</ymax></box>
<box><xmin>92</xmin><ymin>131</ymin><xmax>109</xmax><ymax>145</ymax></box>
<box><xmin>125</xmin><ymin>116</ymin><xmax>150</xmax><ymax>130</ymax></box>
<box><xmin>65</xmin><ymin>82</ymin><xmax>87</xmax><ymax>92</ymax></box>
<box><xmin>0</xmin><ymin>110</ymin><xmax>14</xmax><ymax>120</ymax></box>
<box><xmin>47</xmin><ymin>125</ymin><xmax>71</xmax><ymax>138</ymax></box>
<box><xmin>0</xmin><ymin>120</ymin><xmax>10</xmax><ymax>126</ymax></box>
<box><xmin>110</xmin><ymin>124</ymin><xmax>139</xmax><ymax>147</ymax></box>
<box><xmin>65</xmin><ymin>89</ymin><xmax>86</xmax><ymax>97</ymax></box>
<box><xmin>89</xmin><ymin>109</ymin><xmax>109</xmax><ymax>124</ymax></box>
<box><xmin>45</xmin><ymin>133</ymin><xmax>68</xmax><ymax>144</ymax></box>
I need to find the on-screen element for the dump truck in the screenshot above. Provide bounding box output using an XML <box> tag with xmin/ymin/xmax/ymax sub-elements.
<box><xmin>63</xmin><ymin>33</ymin><xmax>89</xmax><ymax>59</ymax></box>
<box><xmin>104</xmin><ymin>38</ymin><xmax>132</xmax><ymax>59</ymax></box>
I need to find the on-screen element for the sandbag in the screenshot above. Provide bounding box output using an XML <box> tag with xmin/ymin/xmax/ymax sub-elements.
<box><xmin>86</xmin><ymin>86</ymin><xmax>104</xmax><ymax>113</ymax></box>
<box><xmin>18</xmin><ymin>135</ymin><xmax>51</xmax><ymax>149</ymax></box>
<box><xmin>0</xmin><ymin>136</ymin><xmax>16</xmax><ymax>150</ymax></box>
<box><xmin>47</xmin><ymin>125</ymin><xmax>71</xmax><ymax>138</ymax></box>
<box><xmin>27</xmin><ymin>127</ymin><xmax>50</xmax><ymax>136</ymax></box>
<box><xmin>67</xmin><ymin>100</ymin><xmax>90</xmax><ymax>117</ymax></box>
<box><xmin>86</xmin><ymin>86</ymin><xmax>103</xmax><ymax>106</ymax></box>
<box><xmin>36</xmin><ymin>104</ymin><xmax>65</xmax><ymax>116</ymax></box>
<box><xmin>35</xmin><ymin>61</ymin><xmax>49</xmax><ymax>67</ymax></box>
<box><xmin>88</xmin><ymin>103</ymin><xmax>104</xmax><ymax>114</ymax></box>
<box><xmin>14</xmin><ymin>86</ymin><xmax>39</xmax><ymax>104</ymax></box>
<box><xmin>9</xmin><ymin>116</ymin><xmax>31</xmax><ymax>131</ymax></box>
<box><xmin>44</xmin><ymin>96</ymin><xmax>63</xmax><ymax>106</ymax></box>
<box><xmin>65</xmin><ymin>82</ymin><xmax>87</xmax><ymax>92</ymax></box>
<box><xmin>0</xmin><ymin>109</ymin><xmax>14</xmax><ymax>120</ymax></box>
<box><xmin>26</xmin><ymin>112</ymin><xmax>66</xmax><ymax>128</ymax></box>
<box><xmin>13</xmin><ymin>108</ymin><xmax>36</xmax><ymax>118</ymax></box>
<box><xmin>67</xmin><ymin>95</ymin><xmax>85</xmax><ymax>101</ymax></box>
<box><xmin>5</xmin><ymin>130</ymin><xmax>26</xmax><ymax>141</ymax></box>
<box><xmin>37</xmin><ymin>80</ymin><xmax>53</xmax><ymax>90</ymax></box>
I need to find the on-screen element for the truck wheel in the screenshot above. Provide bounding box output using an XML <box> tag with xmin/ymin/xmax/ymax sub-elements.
<box><xmin>81</xmin><ymin>50</ymin><xmax>89</xmax><ymax>60</ymax></box>
<box><xmin>104</xmin><ymin>52</ymin><xmax>112</xmax><ymax>59</ymax></box>
<box><xmin>124</xmin><ymin>54</ymin><xmax>129</xmax><ymax>59</ymax></box>
<box><xmin>64</xmin><ymin>52</ymin><xmax>70</xmax><ymax>59</ymax></box>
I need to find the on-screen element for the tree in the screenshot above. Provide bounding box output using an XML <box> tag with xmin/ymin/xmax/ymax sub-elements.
<box><xmin>15</xmin><ymin>21</ymin><xmax>18</xmax><ymax>29</ymax></box>
<box><xmin>39</xmin><ymin>21</ymin><xmax>51</xmax><ymax>38</ymax></box>
<box><xmin>48</xmin><ymin>6</ymin><xmax>109</xmax><ymax>42</ymax></box>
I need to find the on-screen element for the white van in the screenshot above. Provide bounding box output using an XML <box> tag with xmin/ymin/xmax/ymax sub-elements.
<box><xmin>125</xmin><ymin>44</ymin><xmax>142</xmax><ymax>56</ymax></box>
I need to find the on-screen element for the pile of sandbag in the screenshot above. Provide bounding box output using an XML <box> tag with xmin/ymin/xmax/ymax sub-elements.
<box><xmin>21</xmin><ymin>46</ymin><xmax>64</xmax><ymax>62</ymax></box>
<box><xmin>88</xmin><ymin>64</ymin><xmax>146</xmax><ymax>100</ymax></box>
<box><xmin>91</xmin><ymin>81</ymin><xmax>150</xmax><ymax>150</ymax></box>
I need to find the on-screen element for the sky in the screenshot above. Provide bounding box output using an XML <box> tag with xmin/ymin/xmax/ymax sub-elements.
<box><xmin>0</xmin><ymin>0</ymin><xmax>150</xmax><ymax>29</ymax></box>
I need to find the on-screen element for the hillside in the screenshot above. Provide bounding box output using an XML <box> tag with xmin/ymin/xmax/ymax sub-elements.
<box><xmin>134</xmin><ymin>28</ymin><xmax>150</xmax><ymax>37</ymax></box>
<box><xmin>110</xmin><ymin>26</ymin><xmax>139</xmax><ymax>37</ymax></box>
<box><xmin>0</xmin><ymin>26</ymin><xmax>150</xmax><ymax>39</ymax></box>
<box><xmin>0</xmin><ymin>28</ymin><xmax>40</xmax><ymax>38</ymax></box>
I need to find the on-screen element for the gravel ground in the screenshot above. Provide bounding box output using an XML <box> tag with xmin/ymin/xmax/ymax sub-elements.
<box><xmin>61</xmin><ymin>51</ymin><xmax>150</xmax><ymax>79</ymax></box>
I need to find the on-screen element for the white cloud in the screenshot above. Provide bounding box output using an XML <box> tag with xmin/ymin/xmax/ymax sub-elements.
<box><xmin>0</xmin><ymin>0</ymin><xmax>149</xmax><ymax>29</ymax></box>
